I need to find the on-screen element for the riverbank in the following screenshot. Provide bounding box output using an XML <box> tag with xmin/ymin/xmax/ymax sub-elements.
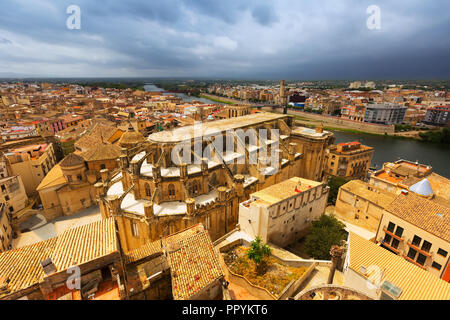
<box><xmin>266</xmin><ymin>108</ymin><xmax>428</xmax><ymax>141</ymax></box>
<box><xmin>331</xmin><ymin>130</ymin><xmax>450</xmax><ymax>177</ymax></box>
<box><xmin>200</xmin><ymin>93</ymin><xmax>256</xmax><ymax>105</ymax></box>
<box><xmin>199</xmin><ymin>94</ymin><xmax>235</xmax><ymax>105</ymax></box>
<box><xmin>295</xmin><ymin>116</ymin><xmax>440</xmax><ymax>142</ymax></box>
<box><xmin>263</xmin><ymin>107</ymin><xmax>396</xmax><ymax>135</ymax></box>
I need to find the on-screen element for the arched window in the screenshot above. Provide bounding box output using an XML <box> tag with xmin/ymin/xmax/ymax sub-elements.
<box><xmin>168</xmin><ymin>184</ymin><xmax>175</xmax><ymax>199</ymax></box>
<box><xmin>145</xmin><ymin>183</ymin><xmax>151</xmax><ymax>197</ymax></box>
<box><xmin>210</xmin><ymin>172</ymin><xmax>217</xmax><ymax>186</ymax></box>
<box><xmin>193</xmin><ymin>180</ymin><xmax>199</xmax><ymax>195</ymax></box>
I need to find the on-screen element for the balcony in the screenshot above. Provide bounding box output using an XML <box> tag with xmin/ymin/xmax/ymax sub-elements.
<box><xmin>383</xmin><ymin>228</ymin><xmax>404</xmax><ymax>242</ymax></box>
<box><xmin>403</xmin><ymin>255</ymin><xmax>427</xmax><ymax>270</ymax></box>
<box><xmin>407</xmin><ymin>242</ymin><xmax>432</xmax><ymax>257</ymax></box>
<box><xmin>381</xmin><ymin>241</ymin><xmax>400</xmax><ymax>255</ymax></box>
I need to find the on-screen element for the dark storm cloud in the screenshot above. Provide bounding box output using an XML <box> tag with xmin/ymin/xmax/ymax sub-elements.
<box><xmin>0</xmin><ymin>38</ymin><xmax>12</xmax><ymax>44</ymax></box>
<box><xmin>0</xmin><ymin>0</ymin><xmax>449</xmax><ymax>78</ymax></box>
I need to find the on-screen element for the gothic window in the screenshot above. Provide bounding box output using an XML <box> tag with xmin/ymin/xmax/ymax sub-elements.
<box><xmin>210</xmin><ymin>173</ymin><xmax>217</xmax><ymax>186</ymax></box>
<box><xmin>131</xmin><ymin>221</ymin><xmax>139</xmax><ymax>238</ymax></box>
<box><xmin>205</xmin><ymin>215</ymin><xmax>211</xmax><ymax>230</ymax></box>
<box><xmin>193</xmin><ymin>180</ymin><xmax>199</xmax><ymax>195</ymax></box>
<box><xmin>145</xmin><ymin>183</ymin><xmax>151</xmax><ymax>197</ymax></box>
<box><xmin>168</xmin><ymin>184</ymin><xmax>175</xmax><ymax>199</ymax></box>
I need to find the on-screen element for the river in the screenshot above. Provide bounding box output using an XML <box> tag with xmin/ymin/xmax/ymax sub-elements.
<box><xmin>144</xmin><ymin>84</ymin><xmax>226</xmax><ymax>105</ymax></box>
<box><xmin>332</xmin><ymin>130</ymin><xmax>450</xmax><ymax>178</ymax></box>
<box><xmin>145</xmin><ymin>84</ymin><xmax>449</xmax><ymax>178</ymax></box>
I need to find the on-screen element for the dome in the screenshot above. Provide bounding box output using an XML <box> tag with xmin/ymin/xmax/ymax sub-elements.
<box><xmin>60</xmin><ymin>153</ymin><xmax>85</xmax><ymax>168</ymax></box>
<box><xmin>409</xmin><ymin>178</ymin><xmax>434</xmax><ymax>197</ymax></box>
<box><xmin>81</xmin><ymin>144</ymin><xmax>121</xmax><ymax>161</ymax></box>
<box><xmin>119</xmin><ymin>126</ymin><xmax>146</xmax><ymax>146</ymax></box>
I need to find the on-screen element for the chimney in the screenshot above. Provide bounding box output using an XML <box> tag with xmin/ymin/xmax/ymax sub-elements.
<box><xmin>40</xmin><ymin>258</ymin><xmax>57</xmax><ymax>276</ymax></box>
<box><xmin>327</xmin><ymin>245</ymin><xmax>344</xmax><ymax>285</ymax></box>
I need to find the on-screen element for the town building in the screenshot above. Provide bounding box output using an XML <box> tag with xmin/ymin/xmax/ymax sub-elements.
<box><xmin>125</xmin><ymin>224</ymin><xmax>225</xmax><ymax>300</ymax></box>
<box><xmin>335</xmin><ymin>159</ymin><xmax>450</xmax><ymax>233</ymax></box>
<box><xmin>324</xmin><ymin>142</ymin><xmax>374</xmax><ymax>180</ymax></box>
<box><xmin>341</xmin><ymin>105</ymin><xmax>366</xmax><ymax>122</ymax></box>
<box><xmin>74</xmin><ymin>123</ymin><xmax>124</xmax><ymax>153</ymax></box>
<box><xmin>364</xmin><ymin>103</ymin><xmax>407</xmax><ymax>125</ymax></box>
<box><xmin>0</xmin><ymin>126</ymin><xmax>37</xmax><ymax>142</ymax></box>
<box><xmin>36</xmin><ymin>118</ymin><xmax>66</xmax><ymax>134</ymax></box>
<box><xmin>60</xmin><ymin>114</ymin><xmax>84</xmax><ymax>128</ymax></box>
<box><xmin>214</xmin><ymin>104</ymin><xmax>252</xmax><ymax>120</ymax></box>
<box><xmin>0</xmin><ymin>204</ymin><xmax>12</xmax><ymax>252</ymax></box>
<box><xmin>335</xmin><ymin>180</ymin><xmax>396</xmax><ymax>233</ymax></box>
<box><xmin>375</xmin><ymin>192</ymin><xmax>450</xmax><ymax>282</ymax></box>
<box><xmin>4</xmin><ymin>143</ymin><xmax>56</xmax><ymax>196</ymax></box>
<box><xmin>343</xmin><ymin>232</ymin><xmax>450</xmax><ymax>300</ymax></box>
<box><xmin>239</xmin><ymin>177</ymin><xmax>329</xmax><ymax>247</ymax></box>
<box><xmin>369</xmin><ymin>160</ymin><xmax>449</xmax><ymax>207</ymax></box>
<box><xmin>0</xmin><ymin>154</ymin><xmax>28</xmax><ymax>224</ymax></box>
<box><xmin>36</xmin><ymin>153</ymin><xmax>97</xmax><ymax>220</ymax></box>
<box><xmin>424</xmin><ymin>106</ymin><xmax>450</xmax><ymax>126</ymax></box>
<box><xmin>0</xmin><ymin>218</ymin><xmax>124</xmax><ymax>300</ymax></box>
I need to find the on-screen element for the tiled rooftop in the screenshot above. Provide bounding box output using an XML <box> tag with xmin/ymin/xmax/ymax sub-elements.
<box><xmin>348</xmin><ymin>232</ymin><xmax>450</xmax><ymax>300</ymax></box>
<box><xmin>0</xmin><ymin>218</ymin><xmax>118</xmax><ymax>298</ymax></box>
<box><xmin>250</xmin><ymin>177</ymin><xmax>322</xmax><ymax>206</ymax></box>
<box><xmin>385</xmin><ymin>193</ymin><xmax>450</xmax><ymax>242</ymax></box>
<box><xmin>165</xmin><ymin>225</ymin><xmax>223</xmax><ymax>300</ymax></box>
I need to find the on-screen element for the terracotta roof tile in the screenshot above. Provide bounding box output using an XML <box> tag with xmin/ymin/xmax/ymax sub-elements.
<box><xmin>348</xmin><ymin>233</ymin><xmax>450</xmax><ymax>300</ymax></box>
<box><xmin>0</xmin><ymin>238</ymin><xmax>56</xmax><ymax>297</ymax></box>
<box><xmin>0</xmin><ymin>218</ymin><xmax>118</xmax><ymax>298</ymax></box>
<box><xmin>385</xmin><ymin>193</ymin><xmax>450</xmax><ymax>242</ymax></box>
<box><xmin>165</xmin><ymin>225</ymin><xmax>223</xmax><ymax>300</ymax></box>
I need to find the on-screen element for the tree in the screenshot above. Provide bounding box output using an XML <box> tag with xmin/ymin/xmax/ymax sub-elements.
<box><xmin>327</xmin><ymin>177</ymin><xmax>348</xmax><ymax>205</ymax></box>
<box><xmin>247</xmin><ymin>236</ymin><xmax>272</xmax><ymax>274</ymax></box>
<box><xmin>304</xmin><ymin>214</ymin><xmax>348</xmax><ymax>260</ymax></box>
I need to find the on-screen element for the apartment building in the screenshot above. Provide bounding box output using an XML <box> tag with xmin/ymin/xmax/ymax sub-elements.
<box><xmin>424</xmin><ymin>106</ymin><xmax>450</xmax><ymax>126</ymax></box>
<box><xmin>0</xmin><ymin>174</ymin><xmax>28</xmax><ymax>217</ymax></box>
<box><xmin>5</xmin><ymin>143</ymin><xmax>57</xmax><ymax>196</ymax></box>
<box><xmin>324</xmin><ymin>142</ymin><xmax>374</xmax><ymax>180</ymax></box>
<box><xmin>341</xmin><ymin>105</ymin><xmax>366</xmax><ymax>122</ymax></box>
<box><xmin>36</xmin><ymin>118</ymin><xmax>66</xmax><ymax>134</ymax></box>
<box><xmin>60</xmin><ymin>114</ymin><xmax>84</xmax><ymax>128</ymax></box>
<box><xmin>239</xmin><ymin>177</ymin><xmax>329</xmax><ymax>247</ymax></box>
<box><xmin>364</xmin><ymin>103</ymin><xmax>407</xmax><ymax>125</ymax></box>
<box><xmin>375</xmin><ymin>192</ymin><xmax>450</xmax><ymax>282</ymax></box>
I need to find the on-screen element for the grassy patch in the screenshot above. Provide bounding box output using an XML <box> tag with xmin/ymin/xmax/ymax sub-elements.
<box><xmin>223</xmin><ymin>246</ymin><xmax>307</xmax><ymax>297</ymax></box>
<box><xmin>199</xmin><ymin>95</ymin><xmax>235</xmax><ymax>105</ymax></box>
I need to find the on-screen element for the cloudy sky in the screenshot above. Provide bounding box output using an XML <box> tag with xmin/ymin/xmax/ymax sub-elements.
<box><xmin>0</xmin><ymin>0</ymin><xmax>449</xmax><ymax>79</ymax></box>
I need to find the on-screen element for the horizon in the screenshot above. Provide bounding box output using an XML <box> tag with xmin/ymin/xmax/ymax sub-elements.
<box><xmin>0</xmin><ymin>0</ymin><xmax>449</xmax><ymax>79</ymax></box>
